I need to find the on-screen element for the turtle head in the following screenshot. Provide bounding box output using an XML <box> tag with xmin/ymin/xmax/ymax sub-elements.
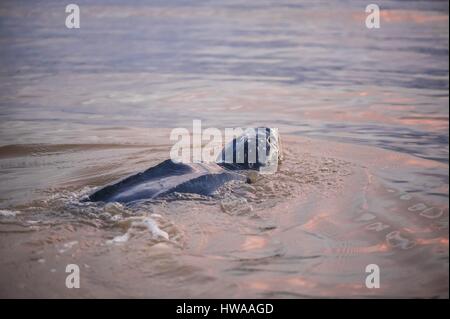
<box><xmin>217</xmin><ymin>127</ymin><xmax>283</xmax><ymax>174</ymax></box>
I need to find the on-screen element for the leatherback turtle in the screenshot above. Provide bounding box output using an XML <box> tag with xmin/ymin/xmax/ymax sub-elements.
<box><xmin>88</xmin><ymin>128</ymin><xmax>282</xmax><ymax>203</ymax></box>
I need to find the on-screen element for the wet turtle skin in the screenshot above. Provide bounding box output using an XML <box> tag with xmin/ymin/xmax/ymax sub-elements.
<box><xmin>88</xmin><ymin>127</ymin><xmax>281</xmax><ymax>204</ymax></box>
<box><xmin>88</xmin><ymin>160</ymin><xmax>247</xmax><ymax>203</ymax></box>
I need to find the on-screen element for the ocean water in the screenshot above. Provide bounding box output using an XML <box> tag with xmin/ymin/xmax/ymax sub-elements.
<box><xmin>0</xmin><ymin>0</ymin><xmax>448</xmax><ymax>298</ymax></box>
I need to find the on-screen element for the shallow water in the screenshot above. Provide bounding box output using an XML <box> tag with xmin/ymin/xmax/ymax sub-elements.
<box><xmin>0</xmin><ymin>0</ymin><xmax>448</xmax><ymax>298</ymax></box>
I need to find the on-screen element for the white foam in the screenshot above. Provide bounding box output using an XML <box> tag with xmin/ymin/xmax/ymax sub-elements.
<box><xmin>107</xmin><ymin>216</ymin><xmax>169</xmax><ymax>245</ymax></box>
<box><xmin>58</xmin><ymin>240</ymin><xmax>79</xmax><ymax>253</ymax></box>
<box><xmin>0</xmin><ymin>210</ymin><xmax>19</xmax><ymax>217</ymax></box>
<box><xmin>108</xmin><ymin>232</ymin><xmax>130</xmax><ymax>244</ymax></box>
<box><xmin>105</xmin><ymin>202</ymin><xmax>125</xmax><ymax>215</ymax></box>
<box><xmin>64</xmin><ymin>241</ymin><xmax>79</xmax><ymax>248</ymax></box>
<box><xmin>143</xmin><ymin>218</ymin><xmax>169</xmax><ymax>240</ymax></box>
